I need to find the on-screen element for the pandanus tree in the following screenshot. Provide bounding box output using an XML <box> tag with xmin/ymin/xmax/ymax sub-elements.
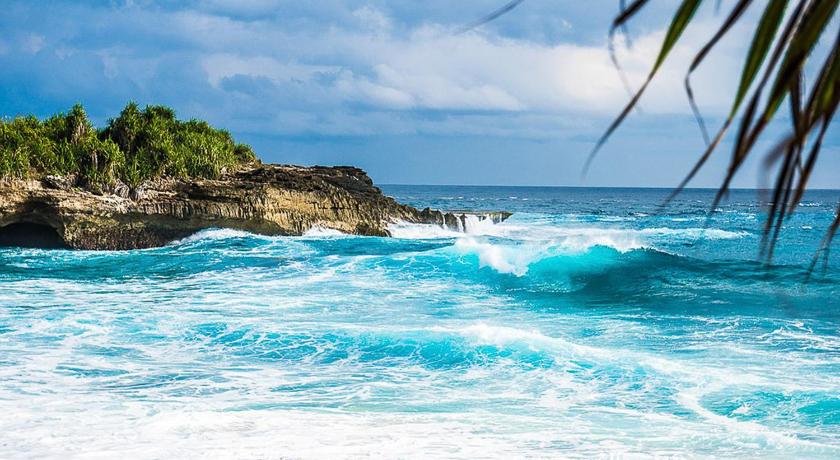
<box><xmin>0</xmin><ymin>103</ymin><xmax>258</xmax><ymax>187</ymax></box>
<box><xmin>471</xmin><ymin>0</ymin><xmax>840</xmax><ymax>269</ymax></box>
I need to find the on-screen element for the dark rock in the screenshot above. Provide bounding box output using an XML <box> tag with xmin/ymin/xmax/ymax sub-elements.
<box><xmin>0</xmin><ymin>164</ymin><xmax>511</xmax><ymax>250</ymax></box>
<box><xmin>43</xmin><ymin>175</ymin><xmax>77</xmax><ymax>191</ymax></box>
<box><xmin>110</xmin><ymin>181</ymin><xmax>130</xmax><ymax>199</ymax></box>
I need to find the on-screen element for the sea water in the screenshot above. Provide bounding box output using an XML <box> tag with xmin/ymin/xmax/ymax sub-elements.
<box><xmin>1</xmin><ymin>186</ymin><xmax>838</xmax><ymax>459</ymax></box>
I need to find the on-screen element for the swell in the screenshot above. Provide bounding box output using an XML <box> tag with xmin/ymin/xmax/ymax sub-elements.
<box><xmin>0</xmin><ymin>229</ymin><xmax>448</xmax><ymax>282</ymax></box>
<box><xmin>3</xmin><ymin>223</ymin><xmax>840</xmax><ymax>456</ymax></box>
<box><xmin>444</xmin><ymin>240</ymin><xmax>840</xmax><ymax>317</ymax></box>
<box><xmin>1</xmin><ymin>225</ymin><xmax>835</xmax><ymax>298</ymax></box>
<box><xmin>103</xmin><ymin>320</ymin><xmax>840</xmax><ymax>440</ymax></box>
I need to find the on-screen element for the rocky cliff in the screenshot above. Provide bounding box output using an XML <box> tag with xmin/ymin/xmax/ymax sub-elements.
<box><xmin>0</xmin><ymin>164</ymin><xmax>510</xmax><ymax>250</ymax></box>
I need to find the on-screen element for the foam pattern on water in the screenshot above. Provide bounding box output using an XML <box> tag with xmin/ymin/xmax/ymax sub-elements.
<box><xmin>1</xmin><ymin>187</ymin><xmax>839</xmax><ymax>459</ymax></box>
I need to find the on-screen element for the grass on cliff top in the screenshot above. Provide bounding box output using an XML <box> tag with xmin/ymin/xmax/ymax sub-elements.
<box><xmin>0</xmin><ymin>103</ymin><xmax>257</xmax><ymax>187</ymax></box>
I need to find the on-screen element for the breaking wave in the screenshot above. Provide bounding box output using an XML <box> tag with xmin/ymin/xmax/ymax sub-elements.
<box><xmin>3</xmin><ymin>186</ymin><xmax>840</xmax><ymax>459</ymax></box>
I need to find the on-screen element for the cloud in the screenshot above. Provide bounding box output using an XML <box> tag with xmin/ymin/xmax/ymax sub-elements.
<box><xmin>352</xmin><ymin>5</ymin><xmax>393</xmax><ymax>34</ymax></box>
<box><xmin>192</xmin><ymin>13</ymin><xmax>745</xmax><ymax>121</ymax></box>
<box><xmin>4</xmin><ymin>1</ymin><xmax>832</xmax><ymax>187</ymax></box>
<box><xmin>202</xmin><ymin>54</ymin><xmax>339</xmax><ymax>88</ymax></box>
<box><xmin>0</xmin><ymin>1</ymin><xmax>753</xmax><ymax>138</ymax></box>
<box><xmin>22</xmin><ymin>34</ymin><xmax>46</xmax><ymax>54</ymax></box>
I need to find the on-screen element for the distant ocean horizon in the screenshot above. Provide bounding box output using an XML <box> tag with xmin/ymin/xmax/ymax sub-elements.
<box><xmin>1</xmin><ymin>185</ymin><xmax>839</xmax><ymax>458</ymax></box>
<box><xmin>383</xmin><ymin>184</ymin><xmax>840</xmax><ymax>191</ymax></box>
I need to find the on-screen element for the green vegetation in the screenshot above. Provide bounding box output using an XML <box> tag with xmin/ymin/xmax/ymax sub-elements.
<box><xmin>0</xmin><ymin>103</ymin><xmax>257</xmax><ymax>187</ymax></box>
<box><xmin>470</xmin><ymin>0</ymin><xmax>839</xmax><ymax>267</ymax></box>
<box><xmin>590</xmin><ymin>0</ymin><xmax>839</xmax><ymax>265</ymax></box>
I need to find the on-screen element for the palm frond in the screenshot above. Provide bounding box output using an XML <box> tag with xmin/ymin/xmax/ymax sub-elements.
<box><xmin>463</xmin><ymin>0</ymin><xmax>840</xmax><ymax>269</ymax></box>
<box><xmin>684</xmin><ymin>0</ymin><xmax>754</xmax><ymax>147</ymax></box>
<box><xmin>604</xmin><ymin>0</ymin><xmax>840</xmax><ymax>269</ymax></box>
<box><xmin>665</xmin><ymin>0</ymin><xmax>793</xmax><ymax>206</ymax></box>
<box><xmin>586</xmin><ymin>0</ymin><xmax>704</xmax><ymax>174</ymax></box>
<box><xmin>456</xmin><ymin>0</ymin><xmax>526</xmax><ymax>34</ymax></box>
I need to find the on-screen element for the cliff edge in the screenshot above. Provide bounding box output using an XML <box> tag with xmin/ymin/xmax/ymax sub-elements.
<box><xmin>0</xmin><ymin>164</ymin><xmax>510</xmax><ymax>250</ymax></box>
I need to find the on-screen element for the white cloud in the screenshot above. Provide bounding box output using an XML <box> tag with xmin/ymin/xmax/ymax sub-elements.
<box><xmin>21</xmin><ymin>34</ymin><xmax>46</xmax><ymax>54</ymax></box>
<box><xmin>352</xmin><ymin>6</ymin><xmax>392</xmax><ymax>34</ymax></box>
<box><xmin>1</xmin><ymin>1</ymin><xmax>752</xmax><ymax>139</ymax></box>
<box><xmin>202</xmin><ymin>54</ymin><xmax>339</xmax><ymax>87</ymax></box>
<box><xmin>187</xmin><ymin>8</ymin><xmax>745</xmax><ymax>118</ymax></box>
<box><xmin>335</xmin><ymin>70</ymin><xmax>416</xmax><ymax>109</ymax></box>
<box><xmin>199</xmin><ymin>0</ymin><xmax>287</xmax><ymax>17</ymax></box>
<box><xmin>337</xmin><ymin>20</ymin><xmax>744</xmax><ymax>115</ymax></box>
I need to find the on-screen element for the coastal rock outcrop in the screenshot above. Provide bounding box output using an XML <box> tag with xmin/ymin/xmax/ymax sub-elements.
<box><xmin>0</xmin><ymin>164</ymin><xmax>510</xmax><ymax>250</ymax></box>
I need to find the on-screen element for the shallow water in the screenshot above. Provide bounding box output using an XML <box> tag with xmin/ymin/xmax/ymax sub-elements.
<box><xmin>1</xmin><ymin>186</ymin><xmax>839</xmax><ymax>459</ymax></box>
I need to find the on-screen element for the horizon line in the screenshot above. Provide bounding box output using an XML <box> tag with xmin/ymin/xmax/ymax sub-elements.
<box><xmin>379</xmin><ymin>184</ymin><xmax>840</xmax><ymax>192</ymax></box>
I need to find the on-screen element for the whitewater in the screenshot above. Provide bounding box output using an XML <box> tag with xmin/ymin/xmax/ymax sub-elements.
<box><xmin>1</xmin><ymin>186</ymin><xmax>838</xmax><ymax>459</ymax></box>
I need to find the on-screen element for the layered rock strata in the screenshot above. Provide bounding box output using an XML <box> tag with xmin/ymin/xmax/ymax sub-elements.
<box><xmin>0</xmin><ymin>165</ymin><xmax>510</xmax><ymax>250</ymax></box>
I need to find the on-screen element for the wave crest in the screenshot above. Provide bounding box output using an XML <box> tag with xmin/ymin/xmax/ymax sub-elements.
<box><xmin>173</xmin><ymin>228</ymin><xmax>264</xmax><ymax>245</ymax></box>
<box><xmin>452</xmin><ymin>237</ymin><xmax>671</xmax><ymax>277</ymax></box>
<box><xmin>388</xmin><ymin>220</ymin><xmax>748</xmax><ymax>243</ymax></box>
<box><xmin>303</xmin><ymin>226</ymin><xmax>347</xmax><ymax>237</ymax></box>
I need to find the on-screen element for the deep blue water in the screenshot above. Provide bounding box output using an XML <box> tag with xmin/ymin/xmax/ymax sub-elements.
<box><xmin>1</xmin><ymin>186</ymin><xmax>839</xmax><ymax>458</ymax></box>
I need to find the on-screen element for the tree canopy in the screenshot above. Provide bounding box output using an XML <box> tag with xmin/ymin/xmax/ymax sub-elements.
<box><xmin>0</xmin><ymin>103</ymin><xmax>257</xmax><ymax>187</ymax></box>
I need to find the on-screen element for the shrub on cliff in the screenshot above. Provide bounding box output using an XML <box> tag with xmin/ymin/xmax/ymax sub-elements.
<box><xmin>0</xmin><ymin>105</ymin><xmax>124</xmax><ymax>185</ymax></box>
<box><xmin>103</xmin><ymin>103</ymin><xmax>257</xmax><ymax>185</ymax></box>
<box><xmin>0</xmin><ymin>103</ymin><xmax>257</xmax><ymax>187</ymax></box>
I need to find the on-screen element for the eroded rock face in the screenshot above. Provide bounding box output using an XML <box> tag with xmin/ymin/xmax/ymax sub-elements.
<box><xmin>0</xmin><ymin>164</ymin><xmax>509</xmax><ymax>250</ymax></box>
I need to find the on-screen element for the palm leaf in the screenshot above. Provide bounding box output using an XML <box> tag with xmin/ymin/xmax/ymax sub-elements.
<box><xmin>585</xmin><ymin>0</ymin><xmax>703</xmax><ymax>174</ymax></box>
<box><xmin>467</xmin><ymin>0</ymin><xmax>840</xmax><ymax>268</ymax></box>
<box><xmin>618</xmin><ymin>0</ymin><xmax>636</xmax><ymax>47</ymax></box>
<box><xmin>610</xmin><ymin>1</ymin><xmax>648</xmax><ymax>98</ymax></box>
<box><xmin>809</xmin><ymin>202</ymin><xmax>840</xmax><ymax>276</ymax></box>
<box><xmin>456</xmin><ymin>0</ymin><xmax>526</xmax><ymax>34</ymax></box>
<box><xmin>685</xmin><ymin>0</ymin><xmax>754</xmax><ymax>146</ymax></box>
<box><xmin>732</xmin><ymin>0</ymin><xmax>790</xmax><ymax>119</ymax></box>
<box><xmin>710</xmin><ymin>0</ymin><xmax>810</xmax><ymax>212</ymax></box>
<box><xmin>788</xmin><ymin>32</ymin><xmax>840</xmax><ymax>211</ymax></box>
<box><xmin>663</xmin><ymin>0</ymin><xmax>793</xmax><ymax>205</ymax></box>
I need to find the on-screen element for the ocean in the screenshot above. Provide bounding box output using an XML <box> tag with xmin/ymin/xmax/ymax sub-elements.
<box><xmin>1</xmin><ymin>186</ymin><xmax>839</xmax><ymax>458</ymax></box>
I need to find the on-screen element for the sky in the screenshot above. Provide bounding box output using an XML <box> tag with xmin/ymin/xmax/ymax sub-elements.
<box><xmin>0</xmin><ymin>0</ymin><xmax>838</xmax><ymax>187</ymax></box>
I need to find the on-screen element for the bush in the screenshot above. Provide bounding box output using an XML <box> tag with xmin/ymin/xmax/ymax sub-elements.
<box><xmin>0</xmin><ymin>116</ymin><xmax>51</xmax><ymax>178</ymax></box>
<box><xmin>0</xmin><ymin>102</ymin><xmax>258</xmax><ymax>188</ymax></box>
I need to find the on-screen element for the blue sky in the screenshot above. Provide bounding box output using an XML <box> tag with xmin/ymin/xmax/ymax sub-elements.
<box><xmin>1</xmin><ymin>0</ymin><xmax>838</xmax><ymax>187</ymax></box>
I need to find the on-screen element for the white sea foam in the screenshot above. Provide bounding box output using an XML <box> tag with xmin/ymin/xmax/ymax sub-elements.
<box><xmin>387</xmin><ymin>222</ymin><xmax>463</xmax><ymax>239</ymax></box>
<box><xmin>388</xmin><ymin>218</ymin><xmax>748</xmax><ymax>246</ymax></box>
<box><xmin>3</xmin><ymin>404</ymin><xmax>678</xmax><ymax>460</ymax></box>
<box><xmin>174</xmin><ymin>228</ymin><xmax>264</xmax><ymax>244</ymax></box>
<box><xmin>453</xmin><ymin>238</ymin><xmax>542</xmax><ymax>276</ymax></box>
<box><xmin>392</xmin><ymin>221</ymin><xmax>666</xmax><ymax>276</ymax></box>
<box><xmin>638</xmin><ymin>227</ymin><xmax>750</xmax><ymax>239</ymax></box>
<box><xmin>2</xmin><ymin>196</ymin><xmax>836</xmax><ymax>459</ymax></box>
<box><xmin>173</xmin><ymin>226</ymin><xmax>353</xmax><ymax>245</ymax></box>
<box><xmin>555</xmin><ymin>231</ymin><xmax>646</xmax><ymax>253</ymax></box>
<box><xmin>460</xmin><ymin>214</ymin><xmax>501</xmax><ymax>235</ymax></box>
<box><xmin>302</xmin><ymin>226</ymin><xmax>346</xmax><ymax>237</ymax></box>
<box><xmin>431</xmin><ymin>323</ymin><xmax>611</xmax><ymax>359</ymax></box>
<box><xmin>675</xmin><ymin>383</ymin><xmax>828</xmax><ymax>448</ymax></box>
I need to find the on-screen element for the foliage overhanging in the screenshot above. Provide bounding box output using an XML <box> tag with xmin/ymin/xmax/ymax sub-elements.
<box><xmin>467</xmin><ymin>0</ymin><xmax>840</xmax><ymax>268</ymax></box>
<box><xmin>593</xmin><ymin>0</ymin><xmax>839</xmax><ymax>268</ymax></box>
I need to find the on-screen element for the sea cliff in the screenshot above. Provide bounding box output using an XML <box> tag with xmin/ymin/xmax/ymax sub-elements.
<box><xmin>0</xmin><ymin>164</ymin><xmax>510</xmax><ymax>250</ymax></box>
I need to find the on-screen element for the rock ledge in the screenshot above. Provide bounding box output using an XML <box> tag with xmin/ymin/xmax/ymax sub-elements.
<box><xmin>0</xmin><ymin>164</ymin><xmax>510</xmax><ymax>250</ymax></box>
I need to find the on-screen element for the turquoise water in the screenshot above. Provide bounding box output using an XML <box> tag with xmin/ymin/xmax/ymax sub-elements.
<box><xmin>1</xmin><ymin>186</ymin><xmax>839</xmax><ymax>458</ymax></box>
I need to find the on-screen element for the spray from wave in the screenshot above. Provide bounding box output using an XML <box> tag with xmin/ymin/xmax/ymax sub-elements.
<box><xmin>388</xmin><ymin>217</ymin><xmax>748</xmax><ymax>277</ymax></box>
